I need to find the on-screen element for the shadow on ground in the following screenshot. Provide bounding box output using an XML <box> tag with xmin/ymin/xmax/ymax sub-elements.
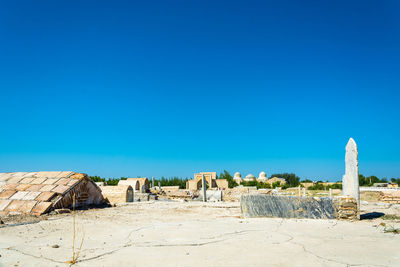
<box><xmin>361</xmin><ymin>212</ymin><xmax>385</xmax><ymax>220</ymax></box>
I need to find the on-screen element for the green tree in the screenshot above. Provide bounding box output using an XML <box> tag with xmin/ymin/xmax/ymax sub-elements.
<box><xmin>218</xmin><ymin>170</ymin><xmax>238</xmax><ymax>188</ymax></box>
<box><xmin>270</xmin><ymin>173</ymin><xmax>300</xmax><ymax>187</ymax></box>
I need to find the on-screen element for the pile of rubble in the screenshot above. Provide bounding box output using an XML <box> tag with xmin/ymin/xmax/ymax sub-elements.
<box><xmin>335</xmin><ymin>196</ymin><xmax>358</xmax><ymax>220</ymax></box>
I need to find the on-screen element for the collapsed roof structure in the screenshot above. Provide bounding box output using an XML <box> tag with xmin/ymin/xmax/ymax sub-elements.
<box><xmin>0</xmin><ymin>171</ymin><xmax>104</xmax><ymax>216</ymax></box>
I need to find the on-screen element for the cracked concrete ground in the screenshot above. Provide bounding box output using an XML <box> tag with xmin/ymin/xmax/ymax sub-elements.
<box><xmin>1</xmin><ymin>201</ymin><xmax>400</xmax><ymax>266</ymax></box>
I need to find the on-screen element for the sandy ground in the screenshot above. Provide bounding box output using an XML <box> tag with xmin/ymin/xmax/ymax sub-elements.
<box><xmin>1</xmin><ymin>201</ymin><xmax>400</xmax><ymax>267</ymax></box>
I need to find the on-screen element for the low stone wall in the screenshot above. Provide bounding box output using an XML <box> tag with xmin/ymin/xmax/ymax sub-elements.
<box><xmin>241</xmin><ymin>194</ymin><xmax>358</xmax><ymax>220</ymax></box>
<box><xmin>379</xmin><ymin>191</ymin><xmax>400</xmax><ymax>204</ymax></box>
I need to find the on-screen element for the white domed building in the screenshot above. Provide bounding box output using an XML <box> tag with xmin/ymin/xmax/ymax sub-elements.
<box><xmin>257</xmin><ymin>171</ymin><xmax>268</xmax><ymax>182</ymax></box>
<box><xmin>233</xmin><ymin>172</ymin><xmax>243</xmax><ymax>184</ymax></box>
<box><xmin>243</xmin><ymin>174</ymin><xmax>256</xmax><ymax>182</ymax></box>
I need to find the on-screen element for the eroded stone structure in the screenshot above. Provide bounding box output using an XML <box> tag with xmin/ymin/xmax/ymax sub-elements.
<box><xmin>0</xmin><ymin>171</ymin><xmax>105</xmax><ymax>216</ymax></box>
<box><xmin>100</xmin><ymin>185</ymin><xmax>133</xmax><ymax>205</ymax></box>
<box><xmin>342</xmin><ymin>138</ymin><xmax>360</xmax><ymax>212</ymax></box>
<box><xmin>186</xmin><ymin>172</ymin><xmax>228</xmax><ymax>190</ymax></box>
<box><xmin>119</xmin><ymin>178</ymin><xmax>149</xmax><ymax>193</ymax></box>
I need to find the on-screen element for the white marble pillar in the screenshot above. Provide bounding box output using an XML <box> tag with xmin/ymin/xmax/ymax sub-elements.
<box><xmin>342</xmin><ymin>138</ymin><xmax>360</xmax><ymax>209</ymax></box>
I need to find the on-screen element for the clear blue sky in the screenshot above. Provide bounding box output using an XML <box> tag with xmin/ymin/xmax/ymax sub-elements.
<box><xmin>1</xmin><ymin>0</ymin><xmax>399</xmax><ymax>181</ymax></box>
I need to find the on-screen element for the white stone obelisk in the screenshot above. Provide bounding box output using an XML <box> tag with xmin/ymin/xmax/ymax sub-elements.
<box><xmin>342</xmin><ymin>138</ymin><xmax>359</xmax><ymax>209</ymax></box>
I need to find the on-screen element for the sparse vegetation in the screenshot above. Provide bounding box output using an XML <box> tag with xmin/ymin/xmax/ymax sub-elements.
<box><xmin>382</xmin><ymin>215</ymin><xmax>400</xmax><ymax>221</ymax></box>
<box><xmin>308</xmin><ymin>182</ymin><xmax>342</xmax><ymax>190</ymax></box>
<box><xmin>155</xmin><ymin>177</ymin><xmax>189</xmax><ymax>189</ymax></box>
<box><xmin>66</xmin><ymin>194</ymin><xmax>85</xmax><ymax>265</ymax></box>
<box><xmin>379</xmin><ymin>222</ymin><xmax>400</xmax><ymax>234</ymax></box>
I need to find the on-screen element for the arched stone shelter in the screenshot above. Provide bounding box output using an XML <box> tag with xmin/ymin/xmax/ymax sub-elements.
<box><xmin>100</xmin><ymin>185</ymin><xmax>133</xmax><ymax>205</ymax></box>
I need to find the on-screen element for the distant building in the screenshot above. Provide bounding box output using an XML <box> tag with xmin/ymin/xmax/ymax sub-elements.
<box><xmin>186</xmin><ymin>172</ymin><xmax>228</xmax><ymax>191</ymax></box>
<box><xmin>119</xmin><ymin>178</ymin><xmax>149</xmax><ymax>193</ymax></box>
<box><xmin>257</xmin><ymin>172</ymin><xmax>268</xmax><ymax>183</ymax></box>
<box><xmin>244</xmin><ymin>174</ymin><xmax>256</xmax><ymax>182</ymax></box>
<box><xmin>233</xmin><ymin>172</ymin><xmax>243</xmax><ymax>185</ymax></box>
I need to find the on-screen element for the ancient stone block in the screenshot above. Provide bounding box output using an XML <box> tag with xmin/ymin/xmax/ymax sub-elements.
<box><xmin>15</xmin><ymin>184</ymin><xmax>32</xmax><ymax>191</ymax></box>
<box><xmin>10</xmin><ymin>191</ymin><xmax>29</xmax><ymax>200</ymax></box>
<box><xmin>7</xmin><ymin>176</ymin><xmax>24</xmax><ymax>184</ymax></box>
<box><xmin>39</xmin><ymin>185</ymin><xmax>57</xmax><ymax>192</ymax></box>
<box><xmin>52</xmin><ymin>185</ymin><xmax>71</xmax><ymax>194</ymax></box>
<box><xmin>26</xmin><ymin>184</ymin><xmax>44</xmax><ymax>192</ymax></box>
<box><xmin>0</xmin><ymin>173</ymin><xmax>13</xmax><ymax>182</ymax></box>
<box><xmin>36</xmin><ymin>191</ymin><xmax>56</xmax><ymax>202</ymax></box>
<box><xmin>18</xmin><ymin>200</ymin><xmax>37</xmax><ymax>213</ymax></box>
<box><xmin>3</xmin><ymin>183</ymin><xmax>19</xmax><ymax>190</ymax></box>
<box><xmin>22</xmin><ymin>191</ymin><xmax>42</xmax><ymax>200</ymax></box>
<box><xmin>241</xmin><ymin>195</ymin><xmax>336</xmax><ymax>219</ymax></box>
<box><xmin>32</xmin><ymin>202</ymin><xmax>53</xmax><ymax>215</ymax></box>
<box><xmin>31</xmin><ymin>178</ymin><xmax>47</xmax><ymax>184</ymax></box>
<box><xmin>20</xmin><ymin>178</ymin><xmax>35</xmax><ymax>184</ymax></box>
<box><xmin>42</xmin><ymin>178</ymin><xmax>60</xmax><ymax>185</ymax></box>
<box><xmin>0</xmin><ymin>199</ymin><xmax>12</xmax><ymax>211</ymax></box>
<box><xmin>5</xmin><ymin>200</ymin><xmax>26</xmax><ymax>211</ymax></box>
<box><xmin>55</xmin><ymin>171</ymin><xmax>74</xmax><ymax>178</ymax></box>
<box><xmin>55</xmin><ymin>178</ymin><xmax>70</xmax><ymax>185</ymax></box>
<box><xmin>67</xmin><ymin>179</ymin><xmax>80</xmax><ymax>186</ymax></box>
<box><xmin>199</xmin><ymin>190</ymin><xmax>222</xmax><ymax>202</ymax></box>
<box><xmin>0</xmin><ymin>190</ymin><xmax>17</xmax><ymax>199</ymax></box>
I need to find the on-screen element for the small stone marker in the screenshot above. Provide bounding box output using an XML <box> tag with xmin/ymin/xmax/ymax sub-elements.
<box><xmin>342</xmin><ymin>138</ymin><xmax>360</xmax><ymax>210</ymax></box>
<box><xmin>298</xmin><ymin>186</ymin><xmax>301</xmax><ymax>197</ymax></box>
<box><xmin>303</xmin><ymin>188</ymin><xmax>306</xmax><ymax>197</ymax></box>
<box><xmin>201</xmin><ymin>174</ymin><xmax>207</xmax><ymax>202</ymax></box>
<box><xmin>329</xmin><ymin>188</ymin><xmax>332</xmax><ymax>199</ymax></box>
<box><xmin>152</xmin><ymin>177</ymin><xmax>155</xmax><ymax>188</ymax></box>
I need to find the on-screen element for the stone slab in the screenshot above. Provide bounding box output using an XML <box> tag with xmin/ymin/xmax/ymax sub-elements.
<box><xmin>5</xmin><ymin>200</ymin><xmax>25</xmax><ymax>212</ymax></box>
<box><xmin>31</xmin><ymin>177</ymin><xmax>47</xmax><ymax>184</ymax></box>
<box><xmin>3</xmin><ymin>184</ymin><xmax>19</xmax><ymax>190</ymax></box>
<box><xmin>42</xmin><ymin>178</ymin><xmax>60</xmax><ymax>185</ymax></box>
<box><xmin>18</xmin><ymin>200</ymin><xmax>37</xmax><ymax>213</ymax></box>
<box><xmin>199</xmin><ymin>190</ymin><xmax>222</xmax><ymax>202</ymax></box>
<box><xmin>0</xmin><ymin>199</ymin><xmax>12</xmax><ymax>211</ymax></box>
<box><xmin>22</xmin><ymin>191</ymin><xmax>41</xmax><ymax>200</ymax></box>
<box><xmin>9</xmin><ymin>191</ymin><xmax>29</xmax><ymax>200</ymax></box>
<box><xmin>39</xmin><ymin>185</ymin><xmax>57</xmax><ymax>192</ymax></box>
<box><xmin>0</xmin><ymin>173</ymin><xmax>13</xmax><ymax>182</ymax></box>
<box><xmin>36</xmin><ymin>191</ymin><xmax>56</xmax><ymax>202</ymax></box>
<box><xmin>52</xmin><ymin>185</ymin><xmax>71</xmax><ymax>194</ymax></box>
<box><xmin>36</xmin><ymin>171</ymin><xmax>62</xmax><ymax>178</ymax></box>
<box><xmin>26</xmin><ymin>184</ymin><xmax>44</xmax><ymax>191</ymax></box>
<box><xmin>241</xmin><ymin>195</ymin><xmax>336</xmax><ymax>219</ymax></box>
<box><xmin>7</xmin><ymin>176</ymin><xmax>24</xmax><ymax>184</ymax></box>
<box><xmin>55</xmin><ymin>171</ymin><xmax>74</xmax><ymax>178</ymax></box>
<box><xmin>15</xmin><ymin>184</ymin><xmax>32</xmax><ymax>191</ymax></box>
<box><xmin>20</xmin><ymin>178</ymin><xmax>35</xmax><ymax>184</ymax></box>
<box><xmin>55</xmin><ymin>178</ymin><xmax>70</xmax><ymax>185</ymax></box>
<box><xmin>0</xmin><ymin>190</ymin><xmax>17</xmax><ymax>199</ymax></box>
<box><xmin>32</xmin><ymin>201</ymin><xmax>52</xmax><ymax>215</ymax></box>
